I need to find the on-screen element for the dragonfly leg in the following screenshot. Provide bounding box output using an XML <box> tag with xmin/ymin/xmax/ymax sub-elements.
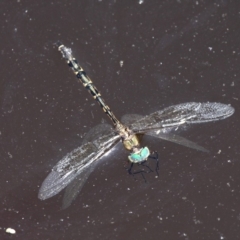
<box><xmin>148</xmin><ymin>151</ymin><xmax>159</xmax><ymax>176</ymax></box>
<box><xmin>127</xmin><ymin>161</ymin><xmax>154</xmax><ymax>183</ymax></box>
<box><xmin>126</xmin><ymin>151</ymin><xmax>159</xmax><ymax>183</ymax></box>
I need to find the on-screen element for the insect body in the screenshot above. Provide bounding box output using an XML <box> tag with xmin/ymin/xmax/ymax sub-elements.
<box><xmin>38</xmin><ymin>43</ymin><xmax>234</xmax><ymax>202</ymax></box>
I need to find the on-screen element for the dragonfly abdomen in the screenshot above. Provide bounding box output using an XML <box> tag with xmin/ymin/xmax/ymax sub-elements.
<box><xmin>58</xmin><ymin>44</ymin><xmax>120</xmax><ymax>126</ymax></box>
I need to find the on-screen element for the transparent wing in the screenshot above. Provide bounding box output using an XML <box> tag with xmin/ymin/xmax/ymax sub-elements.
<box><xmin>130</xmin><ymin>102</ymin><xmax>234</xmax><ymax>133</ymax></box>
<box><xmin>38</xmin><ymin>129</ymin><xmax>120</xmax><ymax>200</ymax></box>
<box><xmin>122</xmin><ymin>113</ymin><xmax>208</xmax><ymax>152</ymax></box>
<box><xmin>62</xmin><ymin>162</ymin><xmax>96</xmax><ymax>209</ymax></box>
<box><xmin>82</xmin><ymin>122</ymin><xmax>113</xmax><ymax>144</ymax></box>
<box><xmin>121</xmin><ymin>114</ymin><xmax>143</xmax><ymax>125</ymax></box>
<box><xmin>146</xmin><ymin>131</ymin><xmax>208</xmax><ymax>152</ymax></box>
<box><xmin>61</xmin><ymin>123</ymin><xmax>113</xmax><ymax>209</ymax></box>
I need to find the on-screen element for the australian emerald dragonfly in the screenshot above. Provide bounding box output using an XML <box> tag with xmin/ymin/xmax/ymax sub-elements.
<box><xmin>38</xmin><ymin>43</ymin><xmax>234</xmax><ymax>206</ymax></box>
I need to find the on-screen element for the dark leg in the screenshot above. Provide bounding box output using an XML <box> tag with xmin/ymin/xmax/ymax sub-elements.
<box><xmin>127</xmin><ymin>161</ymin><xmax>150</xmax><ymax>182</ymax></box>
<box><xmin>148</xmin><ymin>151</ymin><xmax>159</xmax><ymax>176</ymax></box>
<box><xmin>125</xmin><ymin>151</ymin><xmax>159</xmax><ymax>182</ymax></box>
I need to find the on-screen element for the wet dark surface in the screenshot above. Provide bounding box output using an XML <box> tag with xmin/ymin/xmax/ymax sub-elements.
<box><xmin>0</xmin><ymin>0</ymin><xmax>239</xmax><ymax>239</ymax></box>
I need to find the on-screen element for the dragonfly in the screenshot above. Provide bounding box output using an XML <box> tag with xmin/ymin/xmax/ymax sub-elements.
<box><xmin>38</xmin><ymin>43</ymin><xmax>234</xmax><ymax>206</ymax></box>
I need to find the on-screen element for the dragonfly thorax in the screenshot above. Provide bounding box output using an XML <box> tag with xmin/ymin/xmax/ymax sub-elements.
<box><xmin>115</xmin><ymin>123</ymin><xmax>150</xmax><ymax>162</ymax></box>
<box><xmin>115</xmin><ymin>123</ymin><xmax>140</xmax><ymax>150</ymax></box>
<box><xmin>122</xmin><ymin>133</ymin><xmax>150</xmax><ymax>163</ymax></box>
<box><xmin>123</xmin><ymin>134</ymin><xmax>140</xmax><ymax>151</ymax></box>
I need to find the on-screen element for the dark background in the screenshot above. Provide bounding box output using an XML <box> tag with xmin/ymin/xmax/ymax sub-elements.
<box><xmin>0</xmin><ymin>0</ymin><xmax>239</xmax><ymax>239</ymax></box>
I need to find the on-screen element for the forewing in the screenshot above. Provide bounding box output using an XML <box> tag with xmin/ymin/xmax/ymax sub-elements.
<box><xmin>38</xmin><ymin>132</ymin><xmax>120</xmax><ymax>200</ymax></box>
<box><xmin>130</xmin><ymin>102</ymin><xmax>234</xmax><ymax>133</ymax></box>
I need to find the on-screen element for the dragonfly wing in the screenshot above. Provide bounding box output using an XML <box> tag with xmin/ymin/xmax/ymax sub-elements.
<box><xmin>130</xmin><ymin>102</ymin><xmax>234</xmax><ymax>132</ymax></box>
<box><xmin>62</xmin><ymin>162</ymin><xmax>96</xmax><ymax>209</ymax></box>
<box><xmin>146</xmin><ymin>131</ymin><xmax>208</xmax><ymax>152</ymax></box>
<box><xmin>61</xmin><ymin>123</ymin><xmax>113</xmax><ymax>208</ymax></box>
<box><xmin>121</xmin><ymin>114</ymin><xmax>143</xmax><ymax>125</ymax></box>
<box><xmin>82</xmin><ymin>123</ymin><xmax>113</xmax><ymax>144</ymax></box>
<box><xmin>122</xmin><ymin>113</ymin><xmax>207</xmax><ymax>151</ymax></box>
<box><xmin>38</xmin><ymin>132</ymin><xmax>120</xmax><ymax>200</ymax></box>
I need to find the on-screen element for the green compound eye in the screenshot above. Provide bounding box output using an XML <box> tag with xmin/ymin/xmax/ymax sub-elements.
<box><xmin>128</xmin><ymin>147</ymin><xmax>150</xmax><ymax>163</ymax></box>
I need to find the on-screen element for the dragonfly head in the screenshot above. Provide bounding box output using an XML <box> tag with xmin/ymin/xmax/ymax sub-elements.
<box><xmin>128</xmin><ymin>147</ymin><xmax>150</xmax><ymax>163</ymax></box>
